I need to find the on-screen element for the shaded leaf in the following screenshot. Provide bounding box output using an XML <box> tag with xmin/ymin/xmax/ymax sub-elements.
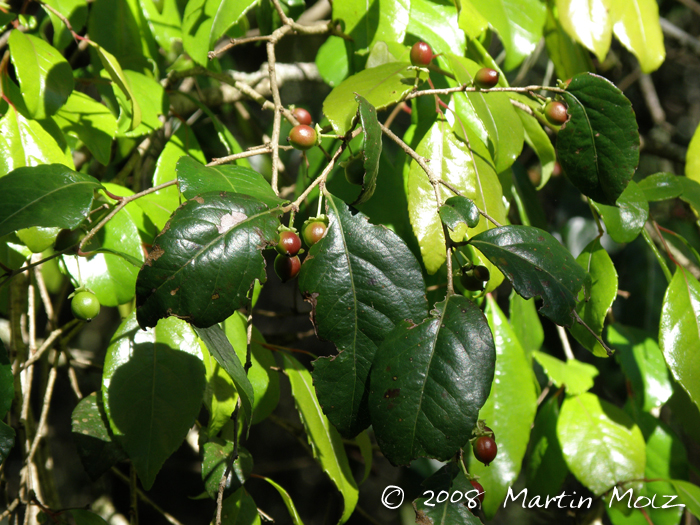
<box><xmin>112</xmin><ymin>70</ymin><xmax>167</xmax><ymax>138</ymax></box>
<box><xmin>88</xmin><ymin>0</ymin><xmax>147</xmax><ymax>71</ymax></box>
<box><xmin>139</xmin><ymin>0</ymin><xmax>182</xmax><ymax>54</ymax></box>
<box><xmin>43</xmin><ymin>0</ymin><xmax>88</xmax><ymax>51</ymax></box>
<box><xmin>413</xmin><ymin>468</ymin><xmax>484</xmax><ymax>524</ymax></box>
<box><xmin>351</xmin><ymin>95</ymin><xmax>381</xmax><ymax>205</ymax></box>
<box><xmin>439</xmin><ymin>196</ymin><xmax>480</xmax><ymax>232</ymax></box>
<box><xmin>638</xmin><ymin>172</ymin><xmax>684</xmax><ymax>202</ymax></box>
<box><xmin>202</xmin><ymin>440</ymin><xmax>253</xmax><ymax>499</ymax></box>
<box><xmin>509</xmin><ymin>292</ymin><xmax>544</xmax><ymax>356</ymax></box>
<box><xmin>0</xmin><ymin>340</ymin><xmax>12</xmax><ymax>419</ymax></box>
<box><xmin>316</xmin><ymin>36</ymin><xmax>349</xmax><ymax>88</ymax></box>
<box><xmin>532</xmin><ymin>351</ymin><xmax>599</xmax><ymax>395</ymax></box>
<box><xmin>220</xmin><ymin>488</ymin><xmax>261</xmax><ymax>525</ymax></box>
<box><xmin>671</xmin><ymin>480</ymin><xmax>700</xmax><ymax>520</ymax></box>
<box><xmin>91</xmin><ymin>43</ymin><xmax>141</xmax><ymax>130</ymax></box>
<box><xmin>0</xmin><ymin>420</ymin><xmax>14</xmax><ymax>465</ymax></box>
<box><xmin>525</xmin><ymin>397</ymin><xmax>568</xmax><ymax>498</ymax></box>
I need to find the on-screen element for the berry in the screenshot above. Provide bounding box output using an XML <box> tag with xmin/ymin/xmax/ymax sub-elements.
<box><xmin>483</xmin><ymin>425</ymin><xmax>496</xmax><ymax>442</ymax></box>
<box><xmin>292</xmin><ymin>107</ymin><xmax>312</xmax><ymax>126</ymax></box>
<box><xmin>461</xmin><ymin>273</ymin><xmax>484</xmax><ymax>292</ymax></box>
<box><xmin>288</xmin><ymin>125</ymin><xmax>317</xmax><ymax>150</ymax></box>
<box><xmin>474</xmin><ymin>68</ymin><xmax>499</xmax><ymax>89</ymax></box>
<box><xmin>274</xmin><ymin>254</ymin><xmax>301</xmax><ymax>282</ymax></box>
<box><xmin>410</xmin><ymin>41</ymin><xmax>432</xmax><ymax>67</ymax></box>
<box><xmin>276</xmin><ymin>231</ymin><xmax>302</xmax><ymax>256</ymax></box>
<box><xmin>71</xmin><ymin>291</ymin><xmax>101</xmax><ymax>321</ymax></box>
<box><xmin>302</xmin><ymin>220</ymin><xmax>327</xmax><ymax>247</ymax></box>
<box><xmin>473</xmin><ymin>435</ymin><xmax>497</xmax><ymax>466</ymax></box>
<box><xmin>544</xmin><ymin>101</ymin><xmax>569</xmax><ymax>126</ymax></box>
<box><xmin>469</xmin><ymin>480</ymin><xmax>485</xmax><ymax>504</ymax></box>
<box><xmin>343</xmin><ymin>154</ymin><xmax>365</xmax><ymax>185</ymax></box>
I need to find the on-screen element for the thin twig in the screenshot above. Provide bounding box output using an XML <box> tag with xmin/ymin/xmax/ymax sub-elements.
<box><xmin>286</xmin><ymin>143</ymin><xmax>346</xmax><ymax>211</ymax></box>
<box><xmin>571</xmin><ymin>311</ymin><xmax>614</xmax><ymax>357</ymax></box>
<box><xmin>111</xmin><ymin>468</ymin><xmax>185</xmax><ymax>525</ymax></box>
<box><xmin>557</xmin><ymin>325</ymin><xmax>575</xmax><ymax>361</ymax></box>
<box><xmin>27</xmin><ymin>350</ymin><xmax>61</xmax><ymax>464</ymax></box>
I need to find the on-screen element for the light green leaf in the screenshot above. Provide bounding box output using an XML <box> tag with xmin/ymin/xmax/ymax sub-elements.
<box><xmin>591</xmin><ymin>181</ymin><xmax>649</xmax><ymax>243</ymax></box>
<box><xmin>687</xmin><ymin>123</ymin><xmax>700</xmax><ymax>184</ymax></box>
<box><xmin>610</xmin><ymin>0</ymin><xmax>665</xmax><ymax>73</ymax></box>
<box><xmin>220</xmin><ymin>488</ymin><xmax>261</xmax><ymax>525</ymax></box>
<box><xmin>544</xmin><ymin>4</ymin><xmax>594</xmax><ymax>80</ymax></box>
<box><xmin>201</xmin><ymin>340</ymin><xmax>237</xmax><ymax>437</ymax></box>
<box><xmin>671</xmin><ymin>480</ymin><xmax>700</xmax><ymax>520</ymax></box>
<box><xmin>258</xmin><ymin>476</ymin><xmax>304</xmax><ymax>525</ymax></box>
<box><xmin>139</xmin><ymin>0</ymin><xmax>182</xmax><ymax>54</ymax></box>
<box><xmin>532</xmin><ymin>351</ymin><xmax>599</xmax><ymax>395</ymax></box>
<box><xmin>91</xmin><ymin>43</ymin><xmax>141</xmax><ymax>131</ymax></box>
<box><xmin>407</xmin><ymin>0</ymin><xmax>464</xmax><ymax>59</ymax></box>
<box><xmin>333</xmin><ymin>0</ymin><xmax>410</xmax><ymax>52</ymax></box>
<box><xmin>282</xmin><ymin>354</ymin><xmax>358</xmax><ymax>524</ymax></box>
<box><xmin>458</xmin><ymin>1</ymin><xmax>488</xmax><ymax>39</ymax></box>
<box><xmin>659</xmin><ymin>268</ymin><xmax>700</xmax><ymax>411</ymax></box>
<box><xmin>509</xmin><ymin>292</ymin><xmax>544</xmax><ymax>357</ymax></box>
<box><xmin>525</xmin><ymin>397</ymin><xmax>569</xmax><ymax>497</ymax></box>
<box><xmin>43</xmin><ymin>0</ymin><xmax>88</xmax><ymax>50</ymax></box>
<box><xmin>556</xmin><ymin>0</ymin><xmax>613</xmax><ymax>63</ymax></box>
<box><xmin>113</xmin><ymin>70</ymin><xmax>167</xmax><ymax>138</ymax></box>
<box><xmin>316</xmin><ymin>36</ymin><xmax>349</xmax><ymax>88</ymax></box>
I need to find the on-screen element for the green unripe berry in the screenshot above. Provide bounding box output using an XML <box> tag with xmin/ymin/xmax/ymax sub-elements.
<box><xmin>474</xmin><ymin>67</ymin><xmax>499</xmax><ymax>89</ymax></box>
<box><xmin>544</xmin><ymin>101</ymin><xmax>569</xmax><ymax>126</ymax></box>
<box><xmin>303</xmin><ymin>220</ymin><xmax>327</xmax><ymax>247</ymax></box>
<box><xmin>71</xmin><ymin>291</ymin><xmax>101</xmax><ymax>321</ymax></box>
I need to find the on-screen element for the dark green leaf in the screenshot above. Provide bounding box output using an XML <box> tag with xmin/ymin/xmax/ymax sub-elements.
<box><xmin>71</xmin><ymin>392</ymin><xmax>127</xmax><ymax>480</ymax></box>
<box><xmin>518</xmin><ymin>110</ymin><xmax>557</xmax><ymax>191</ymax></box>
<box><xmin>439</xmin><ymin>196</ymin><xmax>480</xmax><ymax>231</ymax></box>
<box><xmin>0</xmin><ymin>420</ymin><xmax>15</xmax><ymax>465</ymax></box>
<box><xmin>558</xmin><ymin>73</ymin><xmax>640</xmax><ymax>205</ymax></box>
<box><xmin>202</xmin><ymin>440</ymin><xmax>253</xmax><ymax>499</ymax></box>
<box><xmin>351</xmin><ymin>95</ymin><xmax>381</xmax><ymax>206</ymax></box>
<box><xmin>659</xmin><ymin>268</ymin><xmax>700</xmax><ymax>411</ymax></box>
<box><xmin>220</xmin><ymin>488</ymin><xmax>261</xmax><ymax>525</ymax></box>
<box><xmin>298</xmin><ymin>194</ymin><xmax>427</xmax><ymax>438</ymax></box>
<box><xmin>102</xmin><ymin>314</ymin><xmax>206</xmax><ymax>490</ymax></box>
<box><xmin>413</xmin><ymin>470</ymin><xmax>484</xmax><ymax>524</ymax></box>
<box><xmin>591</xmin><ymin>181</ymin><xmax>649</xmax><ymax>243</ymax></box>
<box><xmin>67</xmin><ymin>509</ymin><xmax>109</xmax><ymax>525</ymax></box>
<box><xmin>637</xmin><ymin>172</ymin><xmax>684</xmax><ymax>202</ymax></box>
<box><xmin>135</xmin><ymin>192</ymin><xmax>281</xmax><ymax>329</ymax></box>
<box><xmin>532</xmin><ymin>351</ymin><xmax>599</xmax><ymax>395</ymax></box>
<box><xmin>369</xmin><ymin>295</ymin><xmax>496</xmax><ymax>466</ymax></box>
<box><xmin>470</xmin><ymin>225</ymin><xmax>589</xmax><ymax>326</ymax></box>
<box><xmin>258</xmin><ymin>476</ymin><xmax>304</xmax><ymax>525</ymax></box>
<box><xmin>176</xmin><ymin>156</ymin><xmax>282</xmax><ymax>208</ymax></box>
<box><xmin>88</xmin><ymin>0</ymin><xmax>147</xmax><ymax>72</ymax></box>
<box><xmin>9</xmin><ymin>30</ymin><xmax>73</xmax><ymax>119</ymax></box>
<box><xmin>511</xmin><ymin>163</ymin><xmax>548</xmax><ymax>229</ymax></box>
<box><xmin>525</xmin><ymin>397</ymin><xmax>568</xmax><ymax>498</ymax></box>
<box><xmin>0</xmin><ymin>165</ymin><xmax>101</xmax><ymax>237</ymax></box>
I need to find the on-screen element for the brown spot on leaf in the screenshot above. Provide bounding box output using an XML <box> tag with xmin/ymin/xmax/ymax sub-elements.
<box><xmin>212</xmin><ymin>293</ymin><xmax>220</xmax><ymax>300</ymax></box>
<box><xmin>384</xmin><ymin>388</ymin><xmax>400</xmax><ymax>399</ymax></box>
<box><xmin>194</xmin><ymin>196</ymin><xmax>204</xmax><ymax>204</ymax></box>
<box><xmin>144</xmin><ymin>245</ymin><xmax>165</xmax><ymax>266</ymax></box>
<box><xmin>170</xmin><ymin>287</ymin><xmax>179</xmax><ymax>296</ymax></box>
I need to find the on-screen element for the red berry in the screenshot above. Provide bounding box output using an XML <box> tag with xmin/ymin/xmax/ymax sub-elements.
<box><xmin>302</xmin><ymin>220</ymin><xmax>327</xmax><ymax>247</ymax></box>
<box><xmin>410</xmin><ymin>41</ymin><xmax>432</xmax><ymax>67</ymax></box>
<box><xmin>473</xmin><ymin>435</ymin><xmax>497</xmax><ymax>466</ymax></box>
<box><xmin>544</xmin><ymin>101</ymin><xmax>569</xmax><ymax>126</ymax></box>
<box><xmin>469</xmin><ymin>480</ymin><xmax>485</xmax><ymax>504</ymax></box>
<box><xmin>292</xmin><ymin>107</ymin><xmax>312</xmax><ymax>126</ymax></box>
<box><xmin>474</xmin><ymin>68</ymin><xmax>499</xmax><ymax>89</ymax></box>
<box><xmin>276</xmin><ymin>231</ymin><xmax>302</xmax><ymax>256</ymax></box>
<box><xmin>274</xmin><ymin>254</ymin><xmax>301</xmax><ymax>282</ymax></box>
<box><xmin>288</xmin><ymin>125</ymin><xmax>317</xmax><ymax>150</ymax></box>
<box><xmin>483</xmin><ymin>425</ymin><xmax>496</xmax><ymax>442</ymax></box>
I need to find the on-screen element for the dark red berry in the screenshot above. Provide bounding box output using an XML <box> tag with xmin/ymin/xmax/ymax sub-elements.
<box><xmin>544</xmin><ymin>101</ymin><xmax>569</xmax><ymax>126</ymax></box>
<box><xmin>292</xmin><ymin>107</ymin><xmax>312</xmax><ymax>126</ymax></box>
<box><xmin>276</xmin><ymin>231</ymin><xmax>302</xmax><ymax>256</ymax></box>
<box><xmin>288</xmin><ymin>125</ymin><xmax>317</xmax><ymax>150</ymax></box>
<box><xmin>474</xmin><ymin>67</ymin><xmax>499</xmax><ymax>89</ymax></box>
<box><xmin>410</xmin><ymin>41</ymin><xmax>432</xmax><ymax>67</ymax></box>
<box><xmin>473</xmin><ymin>435</ymin><xmax>497</xmax><ymax>466</ymax></box>
<box><xmin>274</xmin><ymin>254</ymin><xmax>301</xmax><ymax>282</ymax></box>
<box><xmin>303</xmin><ymin>220</ymin><xmax>327</xmax><ymax>247</ymax></box>
<box><xmin>483</xmin><ymin>425</ymin><xmax>496</xmax><ymax>442</ymax></box>
<box><xmin>469</xmin><ymin>480</ymin><xmax>485</xmax><ymax>504</ymax></box>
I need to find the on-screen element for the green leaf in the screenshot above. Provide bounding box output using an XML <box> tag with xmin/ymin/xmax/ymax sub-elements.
<box><xmin>638</xmin><ymin>172</ymin><xmax>684</xmax><ymax>201</ymax></box>
<box><xmin>558</xmin><ymin>73</ymin><xmax>640</xmax><ymax>205</ymax></box>
<box><xmin>0</xmin><ymin>164</ymin><xmax>101</xmax><ymax>237</ymax></box>
<box><xmin>220</xmin><ymin>488</ymin><xmax>261</xmax><ymax>525</ymax></box>
<box><xmin>135</xmin><ymin>192</ymin><xmax>281</xmax><ymax>329</ymax></box>
<box><xmin>102</xmin><ymin>314</ymin><xmax>206</xmax><ymax>490</ymax></box>
<box><xmin>0</xmin><ymin>106</ymin><xmax>72</xmax><ymax>176</ymax></box>
<box><xmin>9</xmin><ymin>30</ymin><xmax>73</xmax><ymax>119</ymax></box>
<box><xmin>67</xmin><ymin>509</ymin><xmax>109</xmax><ymax>525</ymax></box>
<box><xmin>202</xmin><ymin>440</ymin><xmax>253</xmax><ymax>499</ymax></box>
<box><xmin>532</xmin><ymin>351</ymin><xmax>599</xmax><ymax>395</ymax></box>
<box><xmin>298</xmin><ymin>194</ymin><xmax>427</xmax><ymax>438</ymax></box>
<box><xmin>113</xmin><ymin>70</ymin><xmax>167</xmax><ymax>138</ymax></box>
<box><xmin>53</xmin><ymin>91</ymin><xmax>118</xmax><ymax>166</ymax></box>
<box><xmin>0</xmin><ymin>340</ymin><xmax>12</xmax><ymax>419</ymax></box>
<box><xmin>591</xmin><ymin>181</ymin><xmax>649</xmax><ymax>243</ymax></box>
<box><xmin>609</xmin><ymin>324</ymin><xmax>673</xmax><ymax>412</ymax></box>
<box><xmin>511</xmin><ymin>162</ymin><xmax>548</xmax><ymax>230</ymax></box>
<box><xmin>469</xmin><ymin>296</ymin><xmax>537</xmax><ymax>518</ymax></box>
<box><xmin>369</xmin><ymin>294</ymin><xmax>496</xmax><ymax>466</ymax></box>
<box><xmin>201</xmin><ymin>339</ymin><xmax>237</xmax><ymax>436</ymax></box>
<box><xmin>468</xmin><ymin>0</ymin><xmax>546</xmax><ymax>71</ymax></box>
<box><xmin>556</xmin><ymin>0</ymin><xmax>613</xmax><ymax>63</ymax></box>
<box><xmin>439</xmin><ymin>196</ymin><xmax>480</xmax><ymax>232</ymax></box>
<box><xmin>282</xmin><ymin>355</ymin><xmax>358</xmax><ymax>524</ymax></box>
<box><xmin>670</xmin><ymin>480</ymin><xmax>700</xmax><ymax>519</ymax></box>
<box><xmin>557</xmin><ymin>392</ymin><xmax>646</xmax><ymax>496</ymax></box>
<box><xmin>569</xmin><ymin>238</ymin><xmax>618</xmax><ymax>357</ymax></box>
<box><xmin>316</xmin><ymin>36</ymin><xmax>349</xmax><ymax>88</ymax></box>
<box><xmin>509</xmin><ymin>292</ymin><xmax>544</xmax><ymax>356</ymax></box>
<box><xmin>176</xmin><ymin>156</ymin><xmax>282</xmax><ymax>208</ymax></box>
<box><xmin>139</xmin><ymin>0</ymin><xmax>182</xmax><ymax>54</ymax></box>
<box><xmin>406</xmin><ymin>0</ymin><xmax>464</xmax><ymax>60</ymax></box>
<box><xmin>323</xmin><ymin>62</ymin><xmax>422</xmax><ymax>135</ymax></box>
<box><xmin>611</xmin><ymin>0</ymin><xmax>665</xmax><ymax>73</ymax></box>
<box><xmin>659</xmin><ymin>268</ymin><xmax>700</xmax><ymax>411</ymax></box>
<box><xmin>182</xmin><ymin>0</ymin><xmax>257</xmax><ymax>66</ymax></box>
<box><xmin>458</xmin><ymin>1</ymin><xmax>488</xmax><ymax>39</ymax></box>
<box><xmin>351</xmin><ymin>95</ymin><xmax>381</xmax><ymax>205</ymax></box>
<box><xmin>413</xmin><ymin>468</ymin><xmax>484</xmax><ymax>524</ymax></box>
<box><xmin>525</xmin><ymin>397</ymin><xmax>569</xmax><ymax>498</ymax></box>
<box><xmin>195</xmin><ymin>324</ymin><xmax>254</xmax><ymax>426</ymax></box>
<box><xmin>43</xmin><ymin>0</ymin><xmax>88</xmax><ymax>51</ymax></box>
<box><xmin>355</xmin><ymin>431</ymin><xmax>373</xmax><ymax>485</ymax></box>
<box><xmin>470</xmin><ymin>225</ymin><xmax>589</xmax><ymax>327</ymax></box>
<box><xmin>258</xmin><ymin>476</ymin><xmax>304</xmax><ymax>525</ymax></box>
<box><xmin>88</xmin><ymin>0</ymin><xmax>148</xmax><ymax>71</ymax></box>
<box><xmin>333</xmin><ymin>0</ymin><xmax>410</xmax><ymax>52</ymax></box>
<box><xmin>0</xmin><ymin>420</ymin><xmax>14</xmax><ymax>465</ymax></box>
<box><xmin>544</xmin><ymin>5</ymin><xmax>594</xmax><ymax>81</ymax></box>
<box><xmin>687</xmin><ymin>123</ymin><xmax>700</xmax><ymax>184</ymax></box>
<box><xmin>71</xmin><ymin>392</ymin><xmax>127</xmax><ymax>480</ymax></box>
<box><xmin>518</xmin><ymin>108</ymin><xmax>557</xmax><ymax>190</ymax></box>
<box><xmin>91</xmin><ymin>43</ymin><xmax>141</xmax><ymax>131</ymax></box>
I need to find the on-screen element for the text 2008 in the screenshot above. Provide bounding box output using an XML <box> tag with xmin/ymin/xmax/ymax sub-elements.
<box><xmin>423</xmin><ymin>489</ymin><xmax>483</xmax><ymax>509</ymax></box>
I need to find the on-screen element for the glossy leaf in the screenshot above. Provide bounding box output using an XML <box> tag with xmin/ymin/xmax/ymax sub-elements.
<box><xmin>333</xmin><ymin>0</ymin><xmax>409</xmax><ymax>52</ymax></box>
<box><xmin>559</xmin><ymin>73</ymin><xmax>640</xmax><ymax>205</ymax></box>
<box><xmin>470</xmin><ymin>225</ymin><xmax>589</xmax><ymax>327</ymax></box>
<box><xmin>509</xmin><ymin>292</ymin><xmax>544</xmax><ymax>356</ymax></box>
<box><xmin>458</xmin><ymin>1</ymin><xmax>488</xmax><ymax>39</ymax></box>
<box><xmin>557</xmin><ymin>392</ymin><xmax>646</xmax><ymax>496</ymax></box>
<box><xmin>176</xmin><ymin>156</ymin><xmax>282</xmax><ymax>208</ymax></box>
<box><xmin>71</xmin><ymin>392</ymin><xmax>127</xmax><ymax>480</ymax></box>
<box><xmin>0</xmin><ymin>165</ymin><xmax>101</xmax><ymax>237</ymax></box>
<box><xmin>139</xmin><ymin>0</ymin><xmax>182</xmax><ymax>53</ymax></box>
<box><xmin>638</xmin><ymin>172</ymin><xmax>684</xmax><ymax>201</ymax></box>
<box><xmin>43</xmin><ymin>0</ymin><xmax>88</xmax><ymax>50</ymax></box>
<box><xmin>439</xmin><ymin>196</ymin><xmax>480</xmax><ymax>232</ymax></box>
<box><xmin>113</xmin><ymin>70</ymin><xmax>167</xmax><ymax>138</ymax></box>
<box><xmin>469</xmin><ymin>296</ymin><xmax>537</xmax><ymax>518</ymax></box>
<box><xmin>323</xmin><ymin>62</ymin><xmax>422</xmax><ymax>135</ymax></box>
<box><xmin>351</xmin><ymin>95</ymin><xmax>381</xmax><ymax>205</ymax></box>
<box><xmin>532</xmin><ymin>351</ymin><xmax>599</xmax><ymax>395</ymax></box>
<box><xmin>220</xmin><ymin>488</ymin><xmax>261</xmax><ymax>525</ymax></box>
<box><xmin>102</xmin><ymin>314</ymin><xmax>206</xmax><ymax>490</ymax></box>
<box><xmin>525</xmin><ymin>397</ymin><xmax>568</xmax><ymax>498</ymax></box>
<box><xmin>135</xmin><ymin>192</ymin><xmax>281</xmax><ymax>328</ymax></box>
<box><xmin>369</xmin><ymin>294</ymin><xmax>496</xmax><ymax>466</ymax></box>
<box><xmin>659</xmin><ymin>268</ymin><xmax>700</xmax><ymax>410</ymax></box>
<box><xmin>258</xmin><ymin>476</ymin><xmax>304</xmax><ymax>525</ymax></box>
<box><xmin>202</xmin><ymin>440</ymin><xmax>253</xmax><ymax>499</ymax></box>
<box><xmin>544</xmin><ymin>5</ymin><xmax>594</xmax><ymax>81</ymax></box>
<box><xmin>592</xmin><ymin>181</ymin><xmax>648</xmax><ymax>243</ymax></box>
<box><xmin>9</xmin><ymin>30</ymin><xmax>73</xmax><ymax>119</ymax></box>
<box><xmin>611</xmin><ymin>0</ymin><xmax>665</xmax><ymax>73</ymax></box>
<box><xmin>316</xmin><ymin>36</ymin><xmax>349</xmax><ymax>88</ymax></box>
<box><xmin>282</xmin><ymin>355</ymin><xmax>358</xmax><ymax>524</ymax></box>
<box><xmin>406</xmin><ymin>0</ymin><xmax>464</xmax><ymax>60</ymax></box>
<box><xmin>469</xmin><ymin>0</ymin><xmax>546</xmax><ymax>71</ymax></box>
<box><xmin>569</xmin><ymin>238</ymin><xmax>617</xmax><ymax>357</ymax></box>
<box><xmin>298</xmin><ymin>194</ymin><xmax>427</xmax><ymax>437</ymax></box>
<box><xmin>556</xmin><ymin>0</ymin><xmax>613</xmax><ymax>62</ymax></box>
<box><xmin>91</xmin><ymin>43</ymin><xmax>141</xmax><ymax>131</ymax></box>
<box><xmin>687</xmin><ymin>123</ymin><xmax>700</xmax><ymax>184</ymax></box>
<box><xmin>609</xmin><ymin>324</ymin><xmax>673</xmax><ymax>412</ymax></box>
